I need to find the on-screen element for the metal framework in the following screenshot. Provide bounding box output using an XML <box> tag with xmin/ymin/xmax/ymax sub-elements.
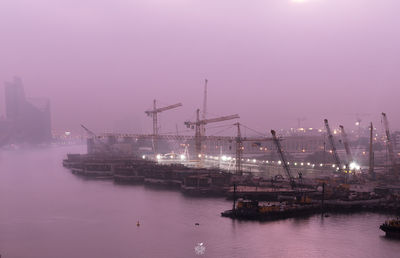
<box><xmin>339</xmin><ymin>125</ymin><xmax>353</xmax><ymax>168</ymax></box>
<box><xmin>145</xmin><ymin>100</ymin><xmax>182</xmax><ymax>154</ymax></box>
<box><xmin>184</xmin><ymin>109</ymin><xmax>239</xmax><ymax>159</ymax></box>
<box><xmin>382</xmin><ymin>112</ymin><xmax>397</xmax><ymax>176</ymax></box>
<box><xmin>271</xmin><ymin>130</ymin><xmax>295</xmax><ymax>189</ymax></box>
<box><xmin>324</xmin><ymin>119</ymin><xmax>342</xmax><ymax>173</ymax></box>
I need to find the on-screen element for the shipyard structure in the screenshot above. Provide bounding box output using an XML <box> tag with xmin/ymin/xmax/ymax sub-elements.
<box><xmin>64</xmin><ymin>83</ymin><xmax>400</xmax><ymax>222</ymax></box>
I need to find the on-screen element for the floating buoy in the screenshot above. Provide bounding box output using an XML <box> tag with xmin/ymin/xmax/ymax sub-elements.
<box><xmin>195</xmin><ymin>223</ymin><xmax>200</xmax><ymax>226</ymax></box>
<box><xmin>137</xmin><ymin>221</ymin><xmax>140</xmax><ymax>227</ymax></box>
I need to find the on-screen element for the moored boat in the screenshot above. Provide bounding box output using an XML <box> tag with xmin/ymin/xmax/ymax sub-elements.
<box><xmin>380</xmin><ymin>218</ymin><xmax>400</xmax><ymax>238</ymax></box>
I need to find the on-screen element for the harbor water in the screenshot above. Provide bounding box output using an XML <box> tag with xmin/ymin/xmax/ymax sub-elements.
<box><xmin>0</xmin><ymin>146</ymin><xmax>399</xmax><ymax>258</ymax></box>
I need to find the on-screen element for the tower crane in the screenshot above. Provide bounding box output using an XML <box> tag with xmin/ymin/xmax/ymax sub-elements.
<box><xmin>324</xmin><ymin>119</ymin><xmax>342</xmax><ymax>173</ymax></box>
<box><xmin>339</xmin><ymin>125</ymin><xmax>354</xmax><ymax>170</ymax></box>
<box><xmin>234</xmin><ymin>123</ymin><xmax>273</xmax><ymax>175</ymax></box>
<box><xmin>381</xmin><ymin>112</ymin><xmax>397</xmax><ymax>176</ymax></box>
<box><xmin>271</xmin><ymin>130</ymin><xmax>296</xmax><ymax>189</ymax></box>
<box><xmin>184</xmin><ymin>109</ymin><xmax>239</xmax><ymax>159</ymax></box>
<box><xmin>145</xmin><ymin>100</ymin><xmax>182</xmax><ymax>154</ymax></box>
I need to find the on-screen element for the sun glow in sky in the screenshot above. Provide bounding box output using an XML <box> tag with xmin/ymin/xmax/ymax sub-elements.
<box><xmin>291</xmin><ymin>0</ymin><xmax>310</xmax><ymax>3</ymax></box>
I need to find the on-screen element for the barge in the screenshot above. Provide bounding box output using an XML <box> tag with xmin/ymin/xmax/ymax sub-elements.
<box><xmin>380</xmin><ymin>218</ymin><xmax>400</xmax><ymax>238</ymax></box>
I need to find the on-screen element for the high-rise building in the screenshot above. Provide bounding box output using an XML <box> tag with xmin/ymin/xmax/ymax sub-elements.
<box><xmin>0</xmin><ymin>77</ymin><xmax>52</xmax><ymax>145</ymax></box>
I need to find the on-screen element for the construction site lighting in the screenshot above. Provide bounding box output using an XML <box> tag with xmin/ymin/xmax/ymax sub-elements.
<box><xmin>142</xmin><ymin>155</ymin><xmax>146</xmax><ymax>159</ymax></box>
<box><xmin>156</xmin><ymin>154</ymin><xmax>161</xmax><ymax>160</ymax></box>
<box><xmin>349</xmin><ymin>162</ymin><xmax>360</xmax><ymax>170</ymax></box>
<box><xmin>180</xmin><ymin>155</ymin><xmax>186</xmax><ymax>161</ymax></box>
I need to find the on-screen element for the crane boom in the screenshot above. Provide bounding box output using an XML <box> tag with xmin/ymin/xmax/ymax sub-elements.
<box><xmin>271</xmin><ymin>130</ymin><xmax>295</xmax><ymax>189</ymax></box>
<box><xmin>81</xmin><ymin>124</ymin><xmax>96</xmax><ymax>137</ymax></box>
<box><xmin>145</xmin><ymin>102</ymin><xmax>182</xmax><ymax>115</ymax></box>
<box><xmin>80</xmin><ymin>124</ymin><xmax>114</xmax><ymax>153</ymax></box>
<box><xmin>185</xmin><ymin>114</ymin><xmax>239</xmax><ymax>127</ymax></box>
<box><xmin>382</xmin><ymin>112</ymin><xmax>397</xmax><ymax>171</ymax></box>
<box><xmin>324</xmin><ymin>119</ymin><xmax>342</xmax><ymax>173</ymax></box>
<box><xmin>339</xmin><ymin>125</ymin><xmax>353</xmax><ymax>166</ymax></box>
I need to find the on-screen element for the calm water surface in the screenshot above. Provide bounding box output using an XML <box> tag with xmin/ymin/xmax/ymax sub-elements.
<box><xmin>0</xmin><ymin>146</ymin><xmax>399</xmax><ymax>258</ymax></box>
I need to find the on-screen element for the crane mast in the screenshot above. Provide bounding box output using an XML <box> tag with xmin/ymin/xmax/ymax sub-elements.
<box><xmin>271</xmin><ymin>130</ymin><xmax>295</xmax><ymax>189</ymax></box>
<box><xmin>369</xmin><ymin>122</ymin><xmax>375</xmax><ymax>179</ymax></box>
<box><xmin>145</xmin><ymin>100</ymin><xmax>182</xmax><ymax>154</ymax></box>
<box><xmin>324</xmin><ymin>119</ymin><xmax>342</xmax><ymax>173</ymax></box>
<box><xmin>339</xmin><ymin>125</ymin><xmax>353</xmax><ymax>169</ymax></box>
<box><xmin>235</xmin><ymin>123</ymin><xmax>243</xmax><ymax>175</ymax></box>
<box><xmin>381</xmin><ymin>112</ymin><xmax>397</xmax><ymax>175</ymax></box>
<box><xmin>201</xmin><ymin>79</ymin><xmax>208</xmax><ymax>137</ymax></box>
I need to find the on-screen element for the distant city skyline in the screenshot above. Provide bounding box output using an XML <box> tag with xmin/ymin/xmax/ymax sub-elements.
<box><xmin>0</xmin><ymin>76</ymin><xmax>51</xmax><ymax>145</ymax></box>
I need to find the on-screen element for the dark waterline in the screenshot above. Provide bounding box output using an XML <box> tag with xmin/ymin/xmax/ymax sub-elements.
<box><xmin>0</xmin><ymin>146</ymin><xmax>399</xmax><ymax>258</ymax></box>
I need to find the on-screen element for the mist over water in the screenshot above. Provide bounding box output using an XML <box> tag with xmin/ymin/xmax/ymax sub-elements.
<box><xmin>0</xmin><ymin>146</ymin><xmax>399</xmax><ymax>258</ymax></box>
<box><xmin>1</xmin><ymin>0</ymin><xmax>400</xmax><ymax>134</ymax></box>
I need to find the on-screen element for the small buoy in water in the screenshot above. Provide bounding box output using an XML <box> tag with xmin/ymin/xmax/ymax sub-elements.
<box><xmin>137</xmin><ymin>221</ymin><xmax>140</xmax><ymax>227</ymax></box>
<box><xmin>324</xmin><ymin>213</ymin><xmax>330</xmax><ymax>218</ymax></box>
<box><xmin>195</xmin><ymin>223</ymin><xmax>200</xmax><ymax>226</ymax></box>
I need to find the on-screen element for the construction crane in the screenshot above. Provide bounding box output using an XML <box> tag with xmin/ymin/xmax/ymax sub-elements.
<box><xmin>184</xmin><ymin>109</ymin><xmax>239</xmax><ymax>159</ymax></box>
<box><xmin>234</xmin><ymin>123</ymin><xmax>273</xmax><ymax>175</ymax></box>
<box><xmin>339</xmin><ymin>125</ymin><xmax>353</xmax><ymax>170</ymax></box>
<box><xmin>271</xmin><ymin>130</ymin><xmax>295</xmax><ymax>189</ymax></box>
<box><xmin>369</xmin><ymin>122</ymin><xmax>375</xmax><ymax>179</ymax></box>
<box><xmin>381</xmin><ymin>112</ymin><xmax>397</xmax><ymax>175</ymax></box>
<box><xmin>145</xmin><ymin>100</ymin><xmax>182</xmax><ymax>154</ymax></box>
<box><xmin>324</xmin><ymin>119</ymin><xmax>342</xmax><ymax>173</ymax></box>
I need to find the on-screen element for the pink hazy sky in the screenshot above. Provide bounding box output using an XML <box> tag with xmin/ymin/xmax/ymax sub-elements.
<box><xmin>0</xmin><ymin>0</ymin><xmax>399</xmax><ymax>135</ymax></box>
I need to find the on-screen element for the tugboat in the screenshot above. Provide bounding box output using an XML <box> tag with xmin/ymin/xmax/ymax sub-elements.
<box><xmin>380</xmin><ymin>218</ymin><xmax>400</xmax><ymax>238</ymax></box>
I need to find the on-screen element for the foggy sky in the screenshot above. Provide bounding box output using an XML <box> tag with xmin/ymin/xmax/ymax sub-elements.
<box><xmin>0</xmin><ymin>0</ymin><xmax>399</xmax><ymax>136</ymax></box>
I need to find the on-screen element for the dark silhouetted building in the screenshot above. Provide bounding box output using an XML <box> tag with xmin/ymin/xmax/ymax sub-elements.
<box><xmin>0</xmin><ymin>77</ymin><xmax>51</xmax><ymax>145</ymax></box>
